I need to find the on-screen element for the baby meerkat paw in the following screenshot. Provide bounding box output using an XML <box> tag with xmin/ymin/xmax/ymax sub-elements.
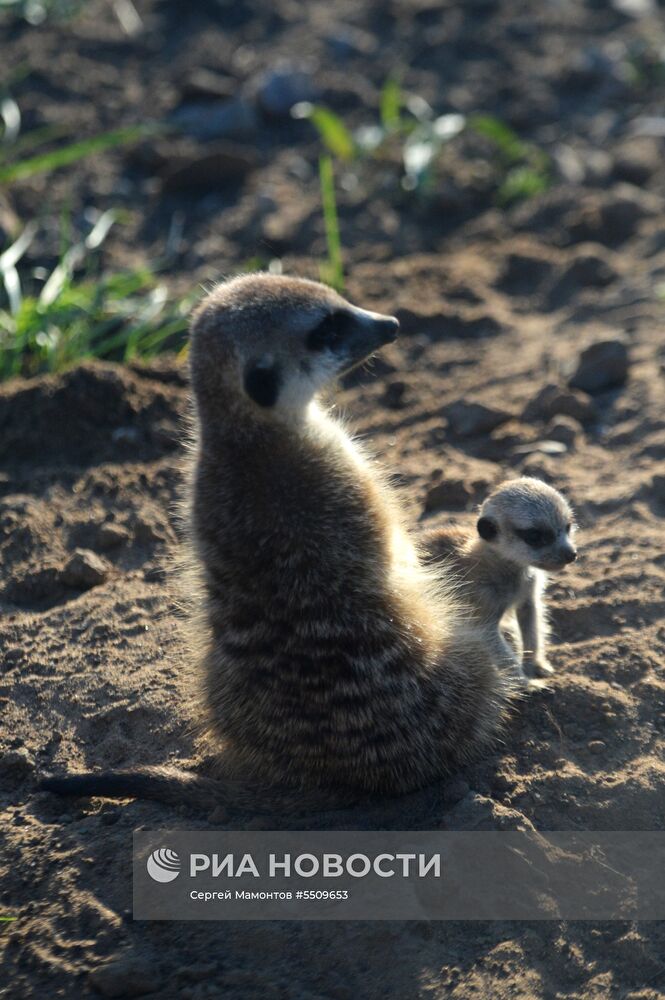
<box><xmin>526</xmin><ymin>658</ymin><xmax>555</xmax><ymax>678</ymax></box>
<box><xmin>526</xmin><ymin>676</ymin><xmax>552</xmax><ymax>692</ymax></box>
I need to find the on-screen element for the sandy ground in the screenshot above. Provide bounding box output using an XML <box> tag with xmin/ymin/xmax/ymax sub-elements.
<box><xmin>2</xmin><ymin>0</ymin><xmax>665</xmax><ymax>996</ymax></box>
<box><xmin>2</xmin><ymin>231</ymin><xmax>665</xmax><ymax>996</ymax></box>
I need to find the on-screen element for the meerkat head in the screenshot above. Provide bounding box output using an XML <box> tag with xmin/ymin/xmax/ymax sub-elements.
<box><xmin>476</xmin><ymin>477</ymin><xmax>577</xmax><ymax>572</ymax></box>
<box><xmin>189</xmin><ymin>273</ymin><xmax>399</xmax><ymax>419</ymax></box>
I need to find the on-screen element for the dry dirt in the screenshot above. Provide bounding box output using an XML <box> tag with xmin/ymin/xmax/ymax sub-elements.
<box><xmin>2</xmin><ymin>0</ymin><xmax>665</xmax><ymax>998</ymax></box>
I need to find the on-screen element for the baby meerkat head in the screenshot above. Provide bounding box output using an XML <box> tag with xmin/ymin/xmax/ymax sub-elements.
<box><xmin>476</xmin><ymin>477</ymin><xmax>577</xmax><ymax>572</ymax></box>
<box><xmin>189</xmin><ymin>273</ymin><xmax>399</xmax><ymax>417</ymax></box>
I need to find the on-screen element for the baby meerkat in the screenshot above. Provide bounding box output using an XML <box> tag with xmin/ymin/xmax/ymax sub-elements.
<box><xmin>425</xmin><ymin>478</ymin><xmax>577</xmax><ymax>683</ymax></box>
<box><xmin>42</xmin><ymin>274</ymin><xmax>514</xmax><ymax>814</ymax></box>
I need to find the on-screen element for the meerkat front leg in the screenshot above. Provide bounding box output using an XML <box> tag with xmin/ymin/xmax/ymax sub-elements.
<box><xmin>489</xmin><ymin>611</ymin><xmax>535</xmax><ymax>689</ymax></box>
<box><xmin>517</xmin><ymin>572</ymin><xmax>553</xmax><ymax>678</ymax></box>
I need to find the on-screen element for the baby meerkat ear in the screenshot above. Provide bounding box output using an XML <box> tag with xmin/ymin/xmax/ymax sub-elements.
<box><xmin>477</xmin><ymin>516</ymin><xmax>498</xmax><ymax>541</ymax></box>
<box><xmin>244</xmin><ymin>358</ymin><xmax>281</xmax><ymax>408</ymax></box>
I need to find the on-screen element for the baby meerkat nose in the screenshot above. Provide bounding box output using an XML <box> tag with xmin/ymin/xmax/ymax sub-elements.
<box><xmin>562</xmin><ymin>546</ymin><xmax>577</xmax><ymax>564</ymax></box>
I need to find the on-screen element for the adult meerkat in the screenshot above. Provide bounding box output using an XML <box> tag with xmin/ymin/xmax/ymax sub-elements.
<box><xmin>424</xmin><ymin>477</ymin><xmax>577</xmax><ymax>684</ymax></box>
<box><xmin>42</xmin><ymin>274</ymin><xmax>513</xmax><ymax>813</ymax></box>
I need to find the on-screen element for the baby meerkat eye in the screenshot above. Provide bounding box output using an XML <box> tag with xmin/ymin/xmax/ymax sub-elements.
<box><xmin>477</xmin><ymin>516</ymin><xmax>498</xmax><ymax>541</ymax></box>
<box><xmin>306</xmin><ymin>311</ymin><xmax>352</xmax><ymax>352</ymax></box>
<box><xmin>515</xmin><ymin>526</ymin><xmax>556</xmax><ymax>549</ymax></box>
<box><xmin>566</xmin><ymin>522</ymin><xmax>572</xmax><ymax>533</ymax></box>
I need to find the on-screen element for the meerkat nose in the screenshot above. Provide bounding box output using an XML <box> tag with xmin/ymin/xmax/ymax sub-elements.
<box><xmin>356</xmin><ymin>310</ymin><xmax>400</xmax><ymax>345</ymax></box>
<box><xmin>562</xmin><ymin>546</ymin><xmax>577</xmax><ymax>564</ymax></box>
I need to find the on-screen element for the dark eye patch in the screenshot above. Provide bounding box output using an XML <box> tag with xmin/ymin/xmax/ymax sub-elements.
<box><xmin>244</xmin><ymin>362</ymin><xmax>281</xmax><ymax>407</ymax></box>
<box><xmin>306</xmin><ymin>311</ymin><xmax>354</xmax><ymax>352</ymax></box>
<box><xmin>514</xmin><ymin>526</ymin><xmax>556</xmax><ymax>548</ymax></box>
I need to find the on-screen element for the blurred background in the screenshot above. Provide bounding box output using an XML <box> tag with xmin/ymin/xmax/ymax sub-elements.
<box><xmin>1</xmin><ymin>0</ymin><xmax>664</xmax><ymax>378</ymax></box>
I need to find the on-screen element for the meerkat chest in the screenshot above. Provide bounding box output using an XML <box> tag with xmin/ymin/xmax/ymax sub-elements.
<box><xmin>478</xmin><ymin>563</ymin><xmax>524</xmax><ymax>620</ymax></box>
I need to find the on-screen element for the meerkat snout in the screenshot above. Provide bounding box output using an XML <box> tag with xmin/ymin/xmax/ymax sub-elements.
<box><xmin>476</xmin><ymin>477</ymin><xmax>577</xmax><ymax>573</ymax></box>
<box><xmin>189</xmin><ymin>274</ymin><xmax>399</xmax><ymax>419</ymax></box>
<box><xmin>306</xmin><ymin>305</ymin><xmax>399</xmax><ymax>375</ymax></box>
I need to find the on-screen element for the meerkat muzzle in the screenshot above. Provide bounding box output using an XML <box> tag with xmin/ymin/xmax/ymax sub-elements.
<box><xmin>359</xmin><ymin>310</ymin><xmax>400</xmax><ymax>346</ymax></box>
<box><xmin>341</xmin><ymin>309</ymin><xmax>399</xmax><ymax>370</ymax></box>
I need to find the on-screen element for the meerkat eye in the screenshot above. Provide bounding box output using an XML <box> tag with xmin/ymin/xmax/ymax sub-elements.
<box><xmin>244</xmin><ymin>359</ymin><xmax>281</xmax><ymax>407</ymax></box>
<box><xmin>306</xmin><ymin>311</ymin><xmax>351</xmax><ymax>352</ymax></box>
<box><xmin>566</xmin><ymin>522</ymin><xmax>572</xmax><ymax>533</ymax></box>
<box><xmin>477</xmin><ymin>516</ymin><xmax>498</xmax><ymax>541</ymax></box>
<box><xmin>515</xmin><ymin>526</ymin><xmax>555</xmax><ymax>548</ymax></box>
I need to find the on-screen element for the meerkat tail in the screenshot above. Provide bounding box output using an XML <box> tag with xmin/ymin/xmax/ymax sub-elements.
<box><xmin>40</xmin><ymin>767</ymin><xmax>228</xmax><ymax>811</ymax></box>
<box><xmin>39</xmin><ymin>767</ymin><xmax>364</xmax><ymax>815</ymax></box>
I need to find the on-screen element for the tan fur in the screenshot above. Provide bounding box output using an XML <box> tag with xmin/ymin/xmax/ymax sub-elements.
<box><xmin>424</xmin><ymin>477</ymin><xmax>577</xmax><ymax>683</ymax></box>
<box><xmin>42</xmin><ymin>275</ymin><xmax>515</xmax><ymax>814</ymax></box>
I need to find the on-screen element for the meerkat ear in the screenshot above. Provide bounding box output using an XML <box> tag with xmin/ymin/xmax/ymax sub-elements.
<box><xmin>244</xmin><ymin>359</ymin><xmax>280</xmax><ymax>408</ymax></box>
<box><xmin>477</xmin><ymin>516</ymin><xmax>498</xmax><ymax>541</ymax></box>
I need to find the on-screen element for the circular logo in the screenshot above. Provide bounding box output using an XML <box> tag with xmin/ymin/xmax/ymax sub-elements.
<box><xmin>146</xmin><ymin>848</ymin><xmax>181</xmax><ymax>883</ymax></box>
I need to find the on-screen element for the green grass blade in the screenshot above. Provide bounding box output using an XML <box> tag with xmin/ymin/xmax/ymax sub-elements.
<box><xmin>123</xmin><ymin>316</ymin><xmax>188</xmax><ymax>359</ymax></box>
<box><xmin>380</xmin><ymin>76</ymin><xmax>402</xmax><ymax>133</ymax></box>
<box><xmin>498</xmin><ymin>165</ymin><xmax>550</xmax><ymax>205</ymax></box>
<box><xmin>9</xmin><ymin>123</ymin><xmax>71</xmax><ymax>158</ymax></box>
<box><xmin>318</xmin><ymin>154</ymin><xmax>344</xmax><ymax>293</ymax></box>
<box><xmin>293</xmin><ymin>104</ymin><xmax>355</xmax><ymax>161</ymax></box>
<box><xmin>469</xmin><ymin>114</ymin><xmax>526</xmax><ymax>163</ymax></box>
<box><xmin>0</xmin><ymin>126</ymin><xmax>144</xmax><ymax>183</ymax></box>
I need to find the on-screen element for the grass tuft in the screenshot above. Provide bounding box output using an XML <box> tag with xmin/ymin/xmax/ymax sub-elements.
<box><xmin>0</xmin><ymin>216</ymin><xmax>191</xmax><ymax>380</ymax></box>
<box><xmin>317</xmin><ymin>155</ymin><xmax>344</xmax><ymax>293</ymax></box>
<box><xmin>470</xmin><ymin>114</ymin><xmax>551</xmax><ymax>205</ymax></box>
<box><xmin>379</xmin><ymin>76</ymin><xmax>403</xmax><ymax>134</ymax></box>
<box><xmin>0</xmin><ymin>125</ymin><xmax>146</xmax><ymax>183</ymax></box>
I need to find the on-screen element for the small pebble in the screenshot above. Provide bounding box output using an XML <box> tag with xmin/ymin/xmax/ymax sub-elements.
<box><xmin>569</xmin><ymin>339</ymin><xmax>629</xmax><ymax>395</ymax></box>
<box><xmin>445</xmin><ymin>400</ymin><xmax>512</xmax><ymax>437</ymax></box>
<box><xmin>512</xmin><ymin>440</ymin><xmax>567</xmax><ymax>456</ymax></box>
<box><xmin>256</xmin><ymin>65</ymin><xmax>318</xmax><ymax>118</ymax></box>
<box><xmin>523</xmin><ymin>383</ymin><xmax>597</xmax><ymax>425</ymax></box>
<box><xmin>545</xmin><ymin>416</ymin><xmax>581</xmax><ymax>447</ymax></box>
<box><xmin>61</xmin><ymin>549</ymin><xmax>109</xmax><ymax>590</ymax></box>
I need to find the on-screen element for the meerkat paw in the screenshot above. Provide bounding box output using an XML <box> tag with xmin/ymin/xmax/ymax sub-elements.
<box><xmin>525</xmin><ymin>658</ymin><xmax>555</xmax><ymax>678</ymax></box>
<box><xmin>525</xmin><ymin>676</ymin><xmax>551</xmax><ymax>692</ymax></box>
<box><xmin>506</xmin><ymin>664</ymin><xmax>535</xmax><ymax>692</ymax></box>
